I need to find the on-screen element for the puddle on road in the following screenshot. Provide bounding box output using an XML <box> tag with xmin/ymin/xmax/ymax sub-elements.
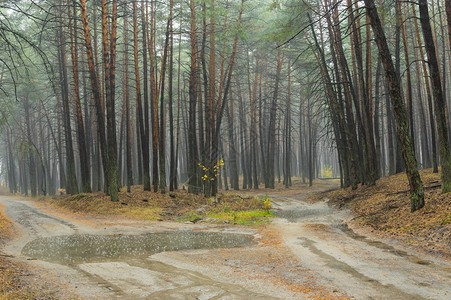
<box><xmin>22</xmin><ymin>231</ymin><xmax>255</xmax><ymax>265</ymax></box>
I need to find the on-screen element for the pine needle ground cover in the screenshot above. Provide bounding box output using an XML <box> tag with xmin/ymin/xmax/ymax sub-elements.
<box><xmin>311</xmin><ymin>169</ymin><xmax>451</xmax><ymax>259</ymax></box>
<box><xmin>41</xmin><ymin>186</ymin><xmax>273</xmax><ymax>225</ymax></box>
<box><xmin>0</xmin><ymin>204</ymin><xmax>60</xmax><ymax>300</ymax></box>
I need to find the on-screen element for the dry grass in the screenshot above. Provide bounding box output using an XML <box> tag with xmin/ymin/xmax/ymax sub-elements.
<box><xmin>0</xmin><ymin>204</ymin><xmax>14</xmax><ymax>241</ymax></box>
<box><xmin>0</xmin><ymin>258</ymin><xmax>60</xmax><ymax>300</ymax></box>
<box><xmin>310</xmin><ymin>168</ymin><xmax>451</xmax><ymax>259</ymax></box>
<box><xmin>41</xmin><ymin>186</ymin><xmax>206</xmax><ymax>221</ymax></box>
<box><xmin>40</xmin><ymin>185</ymin><xmax>270</xmax><ymax>224</ymax></box>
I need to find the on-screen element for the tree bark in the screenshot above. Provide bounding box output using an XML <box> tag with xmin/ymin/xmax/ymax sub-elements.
<box><xmin>364</xmin><ymin>0</ymin><xmax>424</xmax><ymax>211</ymax></box>
<box><xmin>267</xmin><ymin>51</ymin><xmax>282</xmax><ymax>189</ymax></box>
<box><xmin>57</xmin><ymin>3</ymin><xmax>78</xmax><ymax>195</ymax></box>
<box><xmin>188</xmin><ymin>0</ymin><xmax>199</xmax><ymax>194</ymax></box>
<box><xmin>80</xmin><ymin>0</ymin><xmax>109</xmax><ymax>199</ymax></box>
<box><xmin>68</xmin><ymin>0</ymin><xmax>90</xmax><ymax>193</ymax></box>
<box><xmin>418</xmin><ymin>0</ymin><xmax>451</xmax><ymax>193</ymax></box>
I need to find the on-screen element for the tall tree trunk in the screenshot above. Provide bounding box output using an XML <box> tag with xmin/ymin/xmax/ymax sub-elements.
<box><xmin>149</xmin><ymin>0</ymin><xmax>159</xmax><ymax>192</ymax></box>
<box><xmin>374</xmin><ymin>58</ymin><xmax>382</xmax><ymax>178</ymax></box>
<box><xmin>226</xmin><ymin>101</ymin><xmax>239</xmax><ymax>190</ymax></box>
<box><xmin>57</xmin><ymin>3</ymin><xmax>78</xmax><ymax>195</ymax></box>
<box><xmin>169</xmin><ymin>0</ymin><xmax>176</xmax><ymax>191</ymax></box>
<box><xmin>394</xmin><ymin>0</ymin><xmax>405</xmax><ymax>174</ymax></box>
<box><xmin>400</xmin><ymin>1</ymin><xmax>415</xmax><ymax>148</ymax></box>
<box><xmin>251</xmin><ymin>54</ymin><xmax>259</xmax><ymax>189</ymax></box>
<box><xmin>132</xmin><ymin>0</ymin><xmax>149</xmax><ymax>193</ymax></box>
<box><xmin>139</xmin><ymin>1</ymin><xmax>151</xmax><ymax>191</ymax></box>
<box><xmin>24</xmin><ymin>96</ymin><xmax>37</xmax><ymax>197</ymax></box>
<box><xmin>210</xmin><ymin>0</ymin><xmax>243</xmax><ymax>196</ymax></box>
<box><xmin>68</xmin><ymin>0</ymin><xmax>91</xmax><ymax>193</ymax></box>
<box><xmin>6</xmin><ymin>128</ymin><xmax>17</xmax><ymax>193</ymax></box>
<box><xmin>158</xmin><ymin>7</ymin><xmax>173</xmax><ymax>194</ymax></box>
<box><xmin>80</xmin><ymin>0</ymin><xmax>109</xmax><ymax>198</ymax></box>
<box><xmin>188</xmin><ymin>0</ymin><xmax>199</xmax><ymax>194</ymax></box>
<box><xmin>364</xmin><ymin>0</ymin><xmax>424</xmax><ymax>211</ymax></box>
<box><xmin>411</xmin><ymin>3</ymin><xmax>438</xmax><ymax>172</ymax></box>
<box><xmin>418</xmin><ymin>0</ymin><xmax>451</xmax><ymax>193</ymax></box>
<box><xmin>237</xmin><ymin>79</ymin><xmax>248</xmax><ymax>189</ymax></box>
<box><xmin>204</xmin><ymin>0</ymin><xmax>216</xmax><ymax>197</ymax></box>
<box><xmin>105</xmin><ymin>0</ymin><xmax>119</xmax><ymax>201</ymax></box>
<box><xmin>123</xmin><ymin>2</ymin><xmax>132</xmax><ymax>192</ymax></box>
<box><xmin>350</xmin><ymin>0</ymin><xmax>378</xmax><ymax>185</ymax></box>
<box><xmin>267</xmin><ymin>51</ymin><xmax>282</xmax><ymax>189</ymax></box>
<box><xmin>285</xmin><ymin>60</ymin><xmax>292</xmax><ymax>188</ymax></box>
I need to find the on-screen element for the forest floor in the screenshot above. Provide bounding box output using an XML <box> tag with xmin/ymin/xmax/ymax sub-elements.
<box><xmin>309</xmin><ymin>168</ymin><xmax>451</xmax><ymax>260</ymax></box>
<box><xmin>0</xmin><ymin>175</ymin><xmax>450</xmax><ymax>299</ymax></box>
<box><xmin>0</xmin><ymin>200</ymin><xmax>74</xmax><ymax>299</ymax></box>
<box><xmin>37</xmin><ymin>186</ymin><xmax>274</xmax><ymax>225</ymax></box>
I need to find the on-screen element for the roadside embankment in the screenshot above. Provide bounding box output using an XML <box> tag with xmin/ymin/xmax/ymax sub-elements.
<box><xmin>310</xmin><ymin>168</ymin><xmax>451</xmax><ymax>259</ymax></box>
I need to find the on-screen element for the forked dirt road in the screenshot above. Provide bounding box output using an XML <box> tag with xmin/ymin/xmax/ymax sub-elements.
<box><xmin>1</xmin><ymin>183</ymin><xmax>450</xmax><ymax>299</ymax></box>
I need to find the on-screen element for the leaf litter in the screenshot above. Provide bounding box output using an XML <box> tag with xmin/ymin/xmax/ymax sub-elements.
<box><xmin>310</xmin><ymin>168</ymin><xmax>451</xmax><ymax>260</ymax></box>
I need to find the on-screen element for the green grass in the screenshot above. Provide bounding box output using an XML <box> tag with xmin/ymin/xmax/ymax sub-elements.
<box><xmin>207</xmin><ymin>209</ymin><xmax>274</xmax><ymax>225</ymax></box>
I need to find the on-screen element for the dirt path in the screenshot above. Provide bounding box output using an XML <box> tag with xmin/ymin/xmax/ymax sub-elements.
<box><xmin>1</xmin><ymin>185</ymin><xmax>450</xmax><ymax>299</ymax></box>
<box><xmin>0</xmin><ymin>196</ymin><xmax>285</xmax><ymax>299</ymax></box>
<box><xmin>271</xmin><ymin>196</ymin><xmax>451</xmax><ymax>299</ymax></box>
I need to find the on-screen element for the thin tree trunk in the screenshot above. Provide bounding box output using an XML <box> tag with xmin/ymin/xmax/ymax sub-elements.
<box><xmin>267</xmin><ymin>51</ymin><xmax>282</xmax><ymax>189</ymax></box>
<box><xmin>169</xmin><ymin>0</ymin><xmax>176</xmax><ymax>191</ymax></box>
<box><xmin>149</xmin><ymin>0</ymin><xmax>159</xmax><ymax>192</ymax></box>
<box><xmin>188</xmin><ymin>0</ymin><xmax>199</xmax><ymax>194</ymax></box>
<box><xmin>58</xmin><ymin>3</ymin><xmax>78</xmax><ymax>195</ymax></box>
<box><xmin>123</xmin><ymin>2</ymin><xmax>132</xmax><ymax>192</ymax></box>
<box><xmin>285</xmin><ymin>60</ymin><xmax>292</xmax><ymax>188</ymax></box>
<box><xmin>140</xmin><ymin>1</ymin><xmax>151</xmax><ymax>191</ymax></box>
<box><xmin>157</xmin><ymin>2</ymin><xmax>173</xmax><ymax>194</ymax></box>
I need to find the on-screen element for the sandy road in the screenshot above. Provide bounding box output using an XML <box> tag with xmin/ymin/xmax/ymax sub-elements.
<box><xmin>271</xmin><ymin>196</ymin><xmax>451</xmax><ymax>299</ymax></box>
<box><xmin>0</xmin><ymin>197</ymin><xmax>281</xmax><ymax>299</ymax></box>
<box><xmin>0</xmin><ymin>190</ymin><xmax>450</xmax><ymax>299</ymax></box>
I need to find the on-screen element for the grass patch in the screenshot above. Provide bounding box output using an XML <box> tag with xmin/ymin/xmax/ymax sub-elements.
<box><xmin>178</xmin><ymin>195</ymin><xmax>275</xmax><ymax>226</ymax></box>
<box><xmin>207</xmin><ymin>209</ymin><xmax>274</xmax><ymax>225</ymax></box>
